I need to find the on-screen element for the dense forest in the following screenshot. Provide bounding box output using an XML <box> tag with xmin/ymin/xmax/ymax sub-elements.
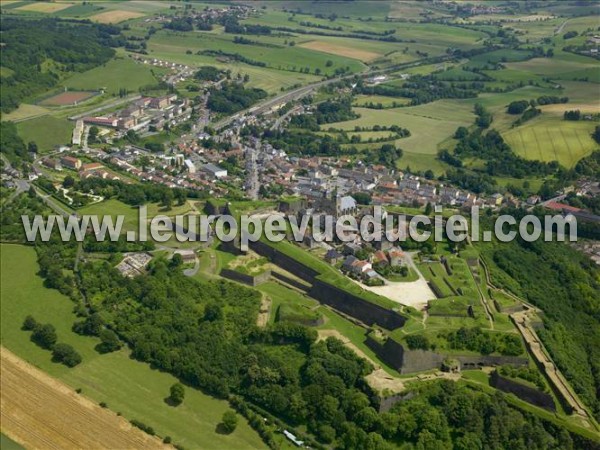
<box><xmin>0</xmin><ymin>18</ymin><xmax>124</xmax><ymax>112</ymax></box>
<box><xmin>0</xmin><ymin>121</ymin><xmax>31</xmax><ymax>165</ymax></box>
<box><xmin>478</xmin><ymin>234</ymin><xmax>600</xmax><ymax>421</ymax></box>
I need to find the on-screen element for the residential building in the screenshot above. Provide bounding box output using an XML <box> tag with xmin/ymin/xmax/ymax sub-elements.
<box><xmin>60</xmin><ymin>156</ymin><xmax>82</xmax><ymax>170</ymax></box>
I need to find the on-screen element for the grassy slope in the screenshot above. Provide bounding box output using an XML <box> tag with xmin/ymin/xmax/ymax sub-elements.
<box><xmin>0</xmin><ymin>243</ymin><xmax>265</xmax><ymax>450</ymax></box>
<box><xmin>63</xmin><ymin>57</ymin><xmax>160</xmax><ymax>95</ymax></box>
<box><xmin>16</xmin><ymin>115</ymin><xmax>73</xmax><ymax>152</ymax></box>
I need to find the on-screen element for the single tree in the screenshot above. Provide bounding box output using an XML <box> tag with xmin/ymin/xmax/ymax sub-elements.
<box><xmin>221</xmin><ymin>411</ymin><xmax>238</xmax><ymax>433</ymax></box>
<box><xmin>170</xmin><ymin>383</ymin><xmax>185</xmax><ymax>406</ymax></box>
<box><xmin>99</xmin><ymin>329</ymin><xmax>122</xmax><ymax>353</ymax></box>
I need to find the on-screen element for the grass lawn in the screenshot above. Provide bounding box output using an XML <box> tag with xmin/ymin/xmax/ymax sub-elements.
<box><xmin>78</xmin><ymin>198</ymin><xmax>193</xmax><ymax>232</ymax></box>
<box><xmin>63</xmin><ymin>57</ymin><xmax>160</xmax><ymax>95</ymax></box>
<box><xmin>16</xmin><ymin>115</ymin><xmax>73</xmax><ymax>152</ymax></box>
<box><xmin>0</xmin><ymin>243</ymin><xmax>265</xmax><ymax>450</ymax></box>
<box><xmin>0</xmin><ymin>434</ymin><xmax>24</xmax><ymax>450</ymax></box>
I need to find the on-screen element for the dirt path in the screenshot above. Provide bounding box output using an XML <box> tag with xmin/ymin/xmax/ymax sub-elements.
<box><xmin>256</xmin><ymin>295</ymin><xmax>271</xmax><ymax>327</ymax></box>
<box><xmin>0</xmin><ymin>347</ymin><xmax>168</xmax><ymax>450</ymax></box>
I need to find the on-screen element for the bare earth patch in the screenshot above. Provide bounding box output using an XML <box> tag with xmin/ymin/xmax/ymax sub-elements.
<box><xmin>540</xmin><ymin>102</ymin><xmax>600</xmax><ymax>114</ymax></box>
<box><xmin>16</xmin><ymin>2</ymin><xmax>73</xmax><ymax>13</ymax></box>
<box><xmin>40</xmin><ymin>91</ymin><xmax>96</xmax><ymax>106</ymax></box>
<box><xmin>299</xmin><ymin>40</ymin><xmax>380</xmax><ymax>62</ymax></box>
<box><xmin>257</xmin><ymin>294</ymin><xmax>271</xmax><ymax>327</ymax></box>
<box><xmin>0</xmin><ymin>347</ymin><xmax>167</xmax><ymax>449</ymax></box>
<box><xmin>90</xmin><ymin>10</ymin><xmax>145</xmax><ymax>24</ymax></box>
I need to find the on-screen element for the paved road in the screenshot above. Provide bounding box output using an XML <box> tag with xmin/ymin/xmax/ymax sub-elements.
<box><xmin>212</xmin><ymin>55</ymin><xmax>453</xmax><ymax>130</ymax></box>
<box><xmin>68</xmin><ymin>95</ymin><xmax>142</xmax><ymax>121</ymax></box>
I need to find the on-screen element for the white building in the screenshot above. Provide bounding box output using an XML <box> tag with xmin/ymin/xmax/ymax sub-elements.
<box><xmin>184</xmin><ymin>159</ymin><xmax>196</xmax><ymax>174</ymax></box>
<box><xmin>202</xmin><ymin>163</ymin><xmax>227</xmax><ymax>179</ymax></box>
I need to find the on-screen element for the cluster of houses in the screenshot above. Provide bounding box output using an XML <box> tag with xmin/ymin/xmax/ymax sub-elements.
<box><xmin>42</xmin><ymin>155</ymin><xmax>121</xmax><ymax>182</ymax></box>
<box><xmin>83</xmin><ymin>94</ymin><xmax>191</xmax><ymax>133</ymax></box>
<box><xmin>329</xmin><ymin>246</ymin><xmax>406</xmax><ymax>283</ymax></box>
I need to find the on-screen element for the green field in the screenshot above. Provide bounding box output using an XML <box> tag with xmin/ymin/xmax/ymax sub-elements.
<box><xmin>63</xmin><ymin>57</ymin><xmax>160</xmax><ymax>95</ymax></box>
<box><xmin>0</xmin><ymin>243</ymin><xmax>265</xmax><ymax>450</ymax></box>
<box><xmin>502</xmin><ymin>114</ymin><xmax>597</xmax><ymax>168</ymax></box>
<box><xmin>78</xmin><ymin>198</ymin><xmax>194</xmax><ymax>232</ymax></box>
<box><xmin>0</xmin><ymin>434</ymin><xmax>24</xmax><ymax>450</ymax></box>
<box><xmin>326</xmin><ymin>100</ymin><xmax>475</xmax><ymax>173</ymax></box>
<box><xmin>149</xmin><ymin>30</ymin><xmax>365</xmax><ymax>75</ymax></box>
<box><xmin>15</xmin><ymin>115</ymin><xmax>73</xmax><ymax>152</ymax></box>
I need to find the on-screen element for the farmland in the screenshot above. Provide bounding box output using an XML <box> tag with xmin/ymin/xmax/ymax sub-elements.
<box><xmin>325</xmin><ymin>100</ymin><xmax>475</xmax><ymax>172</ymax></box>
<box><xmin>1</xmin><ymin>347</ymin><xmax>167</xmax><ymax>450</ymax></box>
<box><xmin>63</xmin><ymin>58</ymin><xmax>161</xmax><ymax>96</ymax></box>
<box><xmin>89</xmin><ymin>10</ymin><xmax>145</xmax><ymax>24</ymax></box>
<box><xmin>0</xmin><ymin>244</ymin><xmax>266</xmax><ymax>450</ymax></box>
<box><xmin>2</xmin><ymin>1</ymin><xmax>600</xmax><ymax>447</ymax></box>
<box><xmin>502</xmin><ymin>115</ymin><xmax>597</xmax><ymax>168</ymax></box>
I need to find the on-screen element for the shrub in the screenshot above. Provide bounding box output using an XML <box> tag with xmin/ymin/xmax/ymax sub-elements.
<box><xmin>221</xmin><ymin>411</ymin><xmax>238</xmax><ymax>434</ymax></box>
<box><xmin>52</xmin><ymin>343</ymin><xmax>82</xmax><ymax>367</ymax></box>
<box><xmin>31</xmin><ymin>323</ymin><xmax>57</xmax><ymax>349</ymax></box>
<box><xmin>22</xmin><ymin>315</ymin><xmax>38</xmax><ymax>331</ymax></box>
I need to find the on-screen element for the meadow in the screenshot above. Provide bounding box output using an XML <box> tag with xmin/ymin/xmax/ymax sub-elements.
<box><xmin>0</xmin><ymin>243</ymin><xmax>265</xmax><ymax>450</ymax></box>
<box><xmin>326</xmin><ymin>100</ymin><xmax>475</xmax><ymax>173</ymax></box>
<box><xmin>148</xmin><ymin>30</ymin><xmax>366</xmax><ymax>75</ymax></box>
<box><xmin>502</xmin><ymin>114</ymin><xmax>597</xmax><ymax>168</ymax></box>
<box><xmin>16</xmin><ymin>115</ymin><xmax>73</xmax><ymax>152</ymax></box>
<box><xmin>63</xmin><ymin>57</ymin><xmax>161</xmax><ymax>95</ymax></box>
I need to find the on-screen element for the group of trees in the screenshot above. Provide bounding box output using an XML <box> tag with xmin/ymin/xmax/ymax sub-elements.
<box><xmin>290</xmin><ymin>98</ymin><xmax>359</xmax><ymax>130</ymax></box>
<box><xmin>22</xmin><ymin>316</ymin><xmax>81</xmax><ymax>367</ymax></box>
<box><xmin>0</xmin><ymin>122</ymin><xmax>31</xmax><ymax>165</ymax></box>
<box><xmin>74</xmin><ymin>177</ymin><xmax>190</xmax><ymax>208</ymax></box>
<box><xmin>446</xmin><ymin>104</ymin><xmax>561</xmax><ymax>179</ymax></box>
<box><xmin>0</xmin><ymin>18</ymin><xmax>122</xmax><ymax>113</ymax></box>
<box><xmin>194</xmin><ymin>65</ymin><xmax>224</xmax><ymax>82</ymax></box>
<box><xmin>207</xmin><ymin>82</ymin><xmax>268</xmax><ymax>114</ymax></box>
<box><xmin>443</xmin><ymin>327</ymin><xmax>524</xmax><ymax>356</ymax></box>
<box><xmin>453</xmin><ymin>127</ymin><xmax>559</xmax><ymax>178</ymax></box>
<box><xmin>357</xmin><ymin>76</ymin><xmax>480</xmax><ymax>106</ymax></box>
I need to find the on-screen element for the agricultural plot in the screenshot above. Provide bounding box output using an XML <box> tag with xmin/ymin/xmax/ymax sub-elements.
<box><xmin>505</xmin><ymin>53</ymin><xmax>600</xmax><ymax>83</ymax></box>
<box><xmin>502</xmin><ymin>115</ymin><xmax>597</xmax><ymax>168</ymax></box>
<box><xmin>352</xmin><ymin>95</ymin><xmax>411</xmax><ymax>107</ymax></box>
<box><xmin>1</xmin><ymin>348</ymin><xmax>167</xmax><ymax>450</ymax></box>
<box><xmin>299</xmin><ymin>40</ymin><xmax>380</xmax><ymax>62</ymax></box>
<box><xmin>0</xmin><ymin>244</ymin><xmax>266</xmax><ymax>450</ymax></box>
<box><xmin>15</xmin><ymin>2</ymin><xmax>73</xmax><ymax>13</ymax></box>
<box><xmin>326</xmin><ymin>100</ymin><xmax>474</xmax><ymax>173</ymax></box>
<box><xmin>63</xmin><ymin>57</ymin><xmax>159</xmax><ymax>95</ymax></box>
<box><xmin>15</xmin><ymin>115</ymin><xmax>72</xmax><ymax>152</ymax></box>
<box><xmin>89</xmin><ymin>10</ymin><xmax>145</xmax><ymax>24</ymax></box>
<box><xmin>148</xmin><ymin>31</ymin><xmax>366</xmax><ymax>76</ymax></box>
